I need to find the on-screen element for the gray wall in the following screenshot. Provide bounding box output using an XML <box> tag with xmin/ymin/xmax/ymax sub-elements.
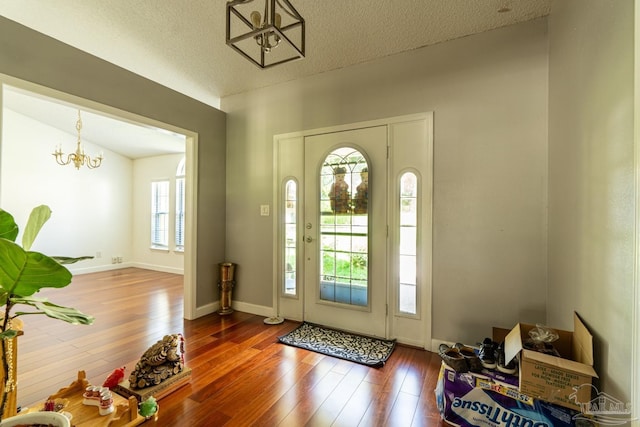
<box><xmin>547</xmin><ymin>0</ymin><xmax>634</xmax><ymax>402</ymax></box>
<box><xmin>222</xmin><ymin>19</ymin><xmax>549</xmax><ymax>344</ymax></box>
<box><xmin>0</xmin><ymin>17</ymin><xmax>226</xmax><ymax>309</ymax></box>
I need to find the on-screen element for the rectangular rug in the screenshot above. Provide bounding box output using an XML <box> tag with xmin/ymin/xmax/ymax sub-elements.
<box><xmin>278</xmin><ymin>322</ymin><xmax>396</xmax><ymax>368</ymax></box>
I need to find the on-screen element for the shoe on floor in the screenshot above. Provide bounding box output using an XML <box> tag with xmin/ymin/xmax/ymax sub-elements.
<box><xmin>454</xmin><ymin>343</ymin><xmax>483</xmax><ymax>372</ymax></box>
<box><xmin>496</xmin><ymin>341</ymin><xmax>518</xmax><ymax>375</ymax></box>
<box><xmin>438</xmin><ymin>343</ymin><xmax>469</xmax><ymax>373</ymax></box>
<box><xmin>478</xmin><ymin>338</ymin><xmax>497</xmax><ymax>369</ymax></box>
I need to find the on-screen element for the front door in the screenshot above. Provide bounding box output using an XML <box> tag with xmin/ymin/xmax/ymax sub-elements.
<box><xmin>303</xmin><ymin>126</ymin><xmax>388</xmax><ymax>338</ymax></box>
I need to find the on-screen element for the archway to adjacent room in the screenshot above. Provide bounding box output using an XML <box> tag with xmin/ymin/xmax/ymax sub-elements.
<box><xmin>0</xmin><ymin>76</ymin><xmax>199</xmax><ymax>320</ymax></box>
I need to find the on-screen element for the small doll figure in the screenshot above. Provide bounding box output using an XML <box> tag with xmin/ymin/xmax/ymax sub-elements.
<box><xmin>329</xmin><ymin>166</ymin><xmax>350</xmax><ymax>214</ymax></box>
<box><xmin>353</xmin><ymin>168</ymin><xmax>368</xmax><ymax>214</ymax></box>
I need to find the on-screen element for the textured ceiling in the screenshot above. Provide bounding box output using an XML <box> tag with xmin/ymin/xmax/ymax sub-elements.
<box><xmin>0</xmin><ymin>0</ymin><xmax>552</xmax><ymax>107</ymax></box>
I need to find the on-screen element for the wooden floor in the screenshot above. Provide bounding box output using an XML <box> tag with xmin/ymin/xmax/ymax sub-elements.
<box><xmin>16</xmin><ymin>268</ymin><xmax>448</xmax><ymax>426</ymax></box>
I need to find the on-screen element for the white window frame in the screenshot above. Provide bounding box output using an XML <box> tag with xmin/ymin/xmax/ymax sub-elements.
<box><xmin>398</xmin><ymin>170</ymin><xmax>419</xmax><ymax>317</ymax></box>
<box><xmin>175</xmin><ymin>157</ymin><xmax>186</xmax><ymax>252</ymax></box>
<box><xmin>283</xmin><ymin>178</ymin><xmax>298</xmax><ymax>296</ymax></box>
<box><xmin>151</xmin><ymin>180</ymin><xmax>170</xmax><ymax>250</ymax></box>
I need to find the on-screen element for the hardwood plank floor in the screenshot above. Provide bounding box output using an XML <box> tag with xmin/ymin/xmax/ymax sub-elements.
<box><xmin>15</xmin><ymin>268</ymin><xmax>448</xmax><ymax>426</ymax></box>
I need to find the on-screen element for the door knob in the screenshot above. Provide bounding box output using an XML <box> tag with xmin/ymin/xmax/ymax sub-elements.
<box><xmin>305</xmin><ymin>236</ymin><xmax>313</xmax><ymax>243</ymax></box>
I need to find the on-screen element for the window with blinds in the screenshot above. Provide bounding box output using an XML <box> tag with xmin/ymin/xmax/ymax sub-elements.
<box><xmin>175</xmin><ymin>157</ymin><xmax>186</xmax><ymax>251</ymax></box>
<box><xmin>151</xmin><ymin>180</ymin><xmax>170</xmax><ymax>249</ymax></box>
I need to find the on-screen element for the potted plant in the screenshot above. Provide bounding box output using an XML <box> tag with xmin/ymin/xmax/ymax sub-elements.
<box><xmin>0</xmin><ymin>205</ymin><xmax>94</xmax><ymax>420</ymax></box>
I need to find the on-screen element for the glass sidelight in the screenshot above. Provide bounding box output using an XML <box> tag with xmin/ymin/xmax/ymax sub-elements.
<box><xmin>399</xmin><ymin>172</ymin><xmax>418</xmax><ymax>315</ymax></box>
<box><xmin>318</xmin><ymin>147</ymin><xmax>369</xmax><ymax>307</ymax></box>
<box><xmin>283</xmin><ymin>179</ymin><xmax>297</xmax><ymax>296</ymax></box>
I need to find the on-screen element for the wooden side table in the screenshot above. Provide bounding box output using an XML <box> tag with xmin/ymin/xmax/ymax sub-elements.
<box><xmin>26</xmin><ymin>371</ymin><xmax>155</xmax><ymax>427</ymax></box>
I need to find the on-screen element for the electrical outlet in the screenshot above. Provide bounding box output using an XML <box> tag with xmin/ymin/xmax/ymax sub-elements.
<box><xmin>111</xmin><ymin>257</ymin><xmax>117</xmax><ymax>264</ymax></box>
<box><xmin>117</xmin><ymin>256</ymin><xmax>123</xmax><ymax>263</ymax></box>
<box><xmin>260</xmin><ymin>205</ymin><xmax>270</xmax><ymax>216</ymax></box>
<box><xmin>96</xmin><ymin>251</ymin><xmax>102</xmax><ymax>258</ymax></box>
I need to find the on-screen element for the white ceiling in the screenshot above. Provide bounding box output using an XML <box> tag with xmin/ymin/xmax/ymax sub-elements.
<box><xmin>0</xmin><ymin>0</ymin><xmax>551</xmax><ymax>158</ymax></box>
<box><xmin>3</xmin><ymin>86</ymin><xmax>186</xmax><ymax>159</ymax></box>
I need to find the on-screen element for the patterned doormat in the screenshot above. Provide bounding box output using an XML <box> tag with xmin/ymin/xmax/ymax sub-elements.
<box><xmin>278</xmin><ymin>322</ymin><xmax>396</xmax><ymax>368</ymax></box>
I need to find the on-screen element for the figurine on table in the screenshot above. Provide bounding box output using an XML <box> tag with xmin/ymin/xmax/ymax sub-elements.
<box><xmin>353</xmin><ymin>168</ymin><xmax>368</xmax><ymax>214</ymax></box>
<box><xmin>329</xmin><ymin>166</ymin><xmax>350</xmax><ymax>214</ymax></box>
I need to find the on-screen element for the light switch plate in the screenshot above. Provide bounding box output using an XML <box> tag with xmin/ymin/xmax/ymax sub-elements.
<box><xmin>260</xmin><ymin>205</ymin><xmax>270</xmax><ymax>216</ymax></box>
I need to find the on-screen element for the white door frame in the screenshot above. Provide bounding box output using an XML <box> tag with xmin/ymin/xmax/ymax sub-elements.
<box><xmin>272</xmin><ymin>112</ymin><xmax>433</xmax><ymax>348</ymax></box>
<box><xmin>632</xmin><ymin>0</ymin><xmax>640</xmax><ymax>423</ymax></box>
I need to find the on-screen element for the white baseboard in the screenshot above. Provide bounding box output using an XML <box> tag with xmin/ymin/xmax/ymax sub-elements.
<box><xmin>232</xmin><ymin>301</ymin><xmax>273</xmax><ymax>318</ymax></box>
<box><xmin>194</xmin><ymin>300</ymin><xmax>273</xmax><ymax>320</ymax></box>
<box><xmin>195</xmin><ymin>302</ymin><xmax>218</xmax><ymax>318</ymax></box>
<box><xmin>69</xmin><ymin>262</ymin><xmax>134</xmax><ymax>275</ymax></box>
<box><xmin>395</xmin><ymin>336</ymin><xmax>429</xmax><ymax>349</ymax></box>
<box><xmin>68</xmin><ymin>262</ymin><xmax>184</xmax><ymax>276</ymax></box>
<box><xmin>130</xmin><ymin>262</ymin><xmax>184</xmax><ymax>275</ymax></box>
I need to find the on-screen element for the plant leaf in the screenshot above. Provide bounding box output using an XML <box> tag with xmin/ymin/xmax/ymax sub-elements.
<box><xmin>52</xmin><ymin>256</ymin><xmax>94</xmax><ymax>265</ymax></box>
<box><xmin>0</xmin><ymin>239</ymin><xmax>71</xmax><ymax>296</ymax></box>
<box><xmin>0</xmin><ymin>330</ymin><xmax>18</xmax><ymax>340</ymax></box>
<box><xmin>22</xmin><ymin>205</ymin><xmax>51</xmax><ymax>251</ymax></box>
<box><xmin>0</xmin><ymin>210</ymin><xmax>18</xmax><ymax>243</ymax></box>
<box><xmin>11</xmin><ymin>296</ymin><xmax>94</xmax><ymax>325</ymax></box>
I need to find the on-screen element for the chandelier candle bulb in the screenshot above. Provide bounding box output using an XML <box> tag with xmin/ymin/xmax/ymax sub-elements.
<box><xmin>250</xmin><ymin>11</ymin><xmax>261</xmax><ymax>28</ymax></box>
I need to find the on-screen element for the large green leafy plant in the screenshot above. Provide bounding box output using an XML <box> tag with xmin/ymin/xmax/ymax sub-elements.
<box><xmin>0</xmin><ymin>205</ymin><xmax>94</xmax><ymax>419</ymax></box>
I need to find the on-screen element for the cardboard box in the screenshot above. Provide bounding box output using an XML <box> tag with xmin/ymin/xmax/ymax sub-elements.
<box><xmin>503</xmin><ymin>312</ymin><xmax>598</xmax><ymax>410</ymax></box>
<box><xmin>435</xmin><ymin>362</ymin><xmax>582</xmax><ymax>426</ymax></box>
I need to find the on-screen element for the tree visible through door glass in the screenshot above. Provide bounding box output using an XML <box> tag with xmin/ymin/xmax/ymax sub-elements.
<box><xmin>319</xmin><ymin>147</ymin><xmax>369</xmax><ymax>307</ymax></box>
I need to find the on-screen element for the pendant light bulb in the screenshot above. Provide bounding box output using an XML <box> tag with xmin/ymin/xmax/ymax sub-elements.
<box><xmin>250</xmin><ymin>11</ymin><xmax>262</xmax><ymax>28</ymax></box>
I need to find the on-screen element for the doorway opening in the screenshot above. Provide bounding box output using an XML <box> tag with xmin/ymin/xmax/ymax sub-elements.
<box><xmin>274</xmin><ymin>113</ymin><xmax>433</xmax><ymax>347</ymax></box>
<box><xmin>0</xmin><ymin>78</ymin><xmax>198</xmax><ymax>319</ymax></box>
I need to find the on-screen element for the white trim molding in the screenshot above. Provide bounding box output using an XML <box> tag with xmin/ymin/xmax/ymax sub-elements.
<box><xmin>633</xmin><ymin>1</ymin><xmax>640</xmax><ymax>425</ymax></box>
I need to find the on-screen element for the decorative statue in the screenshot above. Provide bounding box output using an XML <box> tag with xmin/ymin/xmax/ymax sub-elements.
<box><xmin>353</xmin><ymin>167</ymin><xmax>368</xmax><ymax>214</ymax></box>
<box><xmin>129</xmin><ymin>334</ymin><xmax>185</xmax><ymax>389</ymax></box>
<box><xmin>329</xmin><ymin>166</ymin><xmax>350</xmax><ymax>214</ymax></box>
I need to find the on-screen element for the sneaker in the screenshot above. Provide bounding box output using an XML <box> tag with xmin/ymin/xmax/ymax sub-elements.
<box><xmin>438</xmin><ymin>343</ymin><xmax>469</xmax><ymax>373</ymax></box>
<box><xmin>454</xmin><ymin>343</ymin><xmax>483</xmax><ymax>372</ymax></box>
<box><xmin>496</xmin><ymin>341</ymin><xmax>517</xmax><ymax>375</ymax></box>
<box><xmin>478</xmin><ymin>338</ymin><xmax>497</xmax><ymax>369</ymax></box>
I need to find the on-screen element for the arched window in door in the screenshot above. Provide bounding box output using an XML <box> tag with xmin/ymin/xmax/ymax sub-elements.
<box><xmin>319</xmin><ymin>147</ymin><xmax>369</xmax><ymax>307</ymax></box>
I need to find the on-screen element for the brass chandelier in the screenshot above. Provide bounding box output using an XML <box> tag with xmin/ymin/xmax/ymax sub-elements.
<box><xmin>226</xmin><ymin>0</ymin><xmax>305</xmax><ymax>69</ymax></box>
<box><xmin>52</xmin><ymin>110</ymin><xmax>103</xmax><ymax>170</ymax></box>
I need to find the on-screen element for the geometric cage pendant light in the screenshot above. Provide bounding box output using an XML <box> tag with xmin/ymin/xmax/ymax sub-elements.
<box><xmin>226</xmin><ymin>0</ymin><xmax>305</xmax><ymax>69</ymax></box>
